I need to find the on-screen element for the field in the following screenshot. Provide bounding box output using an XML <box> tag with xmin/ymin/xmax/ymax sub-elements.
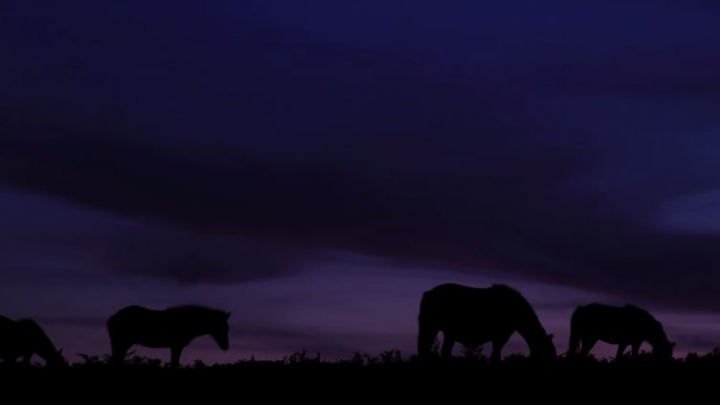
<box><xmin>7</xmin><ymin>346</ymin><xmax>720</xmax><ymax>372</ymax></box>
<box><xmin>3</xmin><ymin>347</ymin><xmax>720</xmax><ymax>399</ymax></box>
<box><xmin>0</xmin><ymin>361</ymin><xmax>712</xmax><ymax>401</ymax></box>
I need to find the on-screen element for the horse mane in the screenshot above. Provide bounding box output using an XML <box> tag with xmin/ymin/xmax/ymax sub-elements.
<box><xmin>16</xmin><ymin>318</ymin><xmax>54</xmax><ymax>345</ymax></box>
<box><xmin>624</xmin><ymin>304</ymin><xmax>647</xmax><ymax>313</ymax></box>
<box><xmin>624</xmin><ymin>304</ymin><xmax>668</xmax><ymax>339</ymax></box>
<box><xmin>624</xmin><ymin>304</ymin><xmax>660</xmax><ymax>323</ymax></box>
<box><xmin>489</xmin><ymin>284</ymin><xmax>544</xmax><ymax>324</ymax></box>
<box><xmin>490</xmin><ymin>284</ymin><xmax>535</xmax><ymax>308</ymax></box>
<box><xmin>489</xmin><ymin>283</ymin><xmax>523</xmax><ymax>296</ymax></box>
<box><xmin>17</xmin><ymin>317</ymin><xmax>42</xmax><ymax>330</ymax></box>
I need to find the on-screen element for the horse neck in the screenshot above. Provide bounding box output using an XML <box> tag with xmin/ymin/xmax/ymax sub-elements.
<box><xmin>32</xmin><ymin>332</ymin><xmax>55</xmax><ymax>356</ymax></box>
<box><xmin>645</xmin><ymin>321</ymin><xmax>669</xmax><ymax>347</ymax></box>
<box><xmin>23</xmin><ymin>323</ymin><xmax>57</xmax><ymax>360</ymax></box>
<box><xmin>36</xmin><ymin>345</ymin><xmax>58</xmax><ymax>363</ymax></box>
<box><xmin>514</xmin><ymin>306</ymin><xmax>548</xmax><ymax>348</ymax></box>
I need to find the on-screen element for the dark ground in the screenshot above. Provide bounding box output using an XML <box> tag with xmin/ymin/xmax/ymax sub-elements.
<box><xmin>2</xmin><ymin>349</ymin><xmax>719</xmax><ymax>400</ymax></box>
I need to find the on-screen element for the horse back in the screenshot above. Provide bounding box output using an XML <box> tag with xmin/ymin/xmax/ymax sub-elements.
<box><xmin>107</xmin><ymin>305</ymin><xmax>205</xmax><ymax>335</ymax></box>
<box><xmin>0</xmin><ymin>316</ymin><xmax>21</xmax><ymax>347</ymax></box>
<box><xmin>419</xmin><ymin>283</ymin><xmax>532</xmax><ymax>328</ymax></box>
<box><xmin>571</xmin><ymin>303</ymin><xmax>659</xmax><ymax>338</ymax></box>
<box><xmin>109</xmin><ymin>305</ymin><xmax>157</xmax><ymax>329</ymax></box>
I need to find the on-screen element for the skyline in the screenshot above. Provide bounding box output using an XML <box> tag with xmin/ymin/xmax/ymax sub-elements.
<box><xmin>2</xmin><ymin>0</ymin><xmax>720</xmax><ymax>364</ymax></box>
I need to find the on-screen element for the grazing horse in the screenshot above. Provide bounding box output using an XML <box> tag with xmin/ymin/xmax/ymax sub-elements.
<box><xmin>107</xmin><ymin>304</ymin><xmax>231</xmax><ymax>368</ymax></box>
<box><xmin>567</xmin><ymin>303</ymin><xmax>675</xmax><ymax>359</ymax></box>
<box><xmin>0</xmin><ymin>315</ymin><xmax>67</xmax><ymax>367</ymax></box>
<box><xmin>417</xmin><ymin>283</ymin><xmax>556</xmax><ymax>363</ymax></box>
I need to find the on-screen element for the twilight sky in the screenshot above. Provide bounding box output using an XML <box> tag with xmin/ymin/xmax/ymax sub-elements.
<box><xmin>2</xmin><ymin>0</ymin><xmax>720</xmax><ymax>364</ymax></box>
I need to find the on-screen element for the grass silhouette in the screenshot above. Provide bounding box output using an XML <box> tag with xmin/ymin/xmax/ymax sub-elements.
<box><xmin>8</xmin><ymin>340</ymin><xmax>720</xmax><ymax>371</ymax></box>
<box><xmin>3</xmin><ymin>342</ymin><xmax>717</xmax><ymax>401</ymax></box>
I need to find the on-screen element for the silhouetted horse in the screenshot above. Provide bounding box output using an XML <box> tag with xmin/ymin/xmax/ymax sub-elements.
<box><xmin>107</xmin><ymin>304</ymin><xmax>231</xmax><ymax>368</ymax></box>
<box><xmin>417</xmin><ymin>283</ymin><xmax>556</xmax><ymax>363</ymax></box>
<box><xmin>0</xmin><ymin>315</ymin><xmax>67</xmax><ymax>367</ymax></box>
<box><xmin>568</xmin><ymin>303</ymin><xmax>675</xmax><ymax>359</ymax></box>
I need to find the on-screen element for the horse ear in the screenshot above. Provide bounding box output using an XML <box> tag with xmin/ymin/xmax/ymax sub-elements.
<box><xmin>225</xmin><ymin>311</ymin><xmax>231</xmax><ymax>320</ymax></box>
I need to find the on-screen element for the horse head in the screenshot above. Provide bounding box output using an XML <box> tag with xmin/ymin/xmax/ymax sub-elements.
<box><xmin>17</xmin><ymin>318</ymin><xmax>69</xmax><ymax>367</ymax></box>
<box><xmin>209</xmin><ymin>311</ymin><xmax>231</xmax><ymax>352</ymax></box>
<box><xmin>652</xmin><ymin>340</ymin><xmax>676</xmax><ymax>359</ymax></box>
<box><xmin>45</xmin><ymin>349</ymin><xmax>69</xmax><ymax>367</ymax></box>
<box><xmin>530</xmin><ymin>332</ymin><xmax>557</xmax><ymax>361</ymax></box>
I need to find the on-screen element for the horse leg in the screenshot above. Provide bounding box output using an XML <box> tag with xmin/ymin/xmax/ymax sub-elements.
<box><xmin>631</xmin><ymin>342</ymin><xmax>641</xmax><ymax>357</ymax></box>
<box><xmin>170</xmin><ymin>345</ymin><xmax>184</xmax><ymax>368</ymax></box>
<box><xmin>110</xmin><ymin>338</ymin><xmax>132</xmax><ymax>366</ymax></box>
<box><xmin>440</xmin><ymin>335</ymin><xmax>455</xmax><ymax>358</ymax></box>
<box><xmin>417</xmin><ymin>320</ymin><xmax>439</xmax><ymax>360</ymax></box>
<box><xmin>567</xmin><ymin>331</ymin><xmax>581</xmax><ymax>357</ymax></box>
<box><xmin>616</xmin><ymin>344</ymin><xmax>627</xmax><ymax>359</ymax></box>
<box><xmin>579</xmin><ymin>338</ymin><xmax>597</xmax><ymax>357</ymax></box>
<box><xmin>491</xmin><ymin>335</ymin><xmax>510</xmax><ymax>364</ymax></box>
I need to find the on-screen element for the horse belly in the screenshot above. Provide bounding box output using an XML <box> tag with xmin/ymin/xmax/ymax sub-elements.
<box><xmin>134</xmin><ymin>336</ymin><xmax>173</xmax><ymax>348</ymax></box>
<box><xmin>0</xmin><ymin>346</ymin><xmax>23</xmax><ymax>361</ymax></box>
<box><xmin>452</xmin><ymin>331</ymin><xmax>492</xmax><ymax>346</ymax></box>
<box><xmin>585</xmin><ymin>321</ymin><xmax>633</xmax><ymax>345</ymax></box>
<box><xmin>596</xmin><ymin>333</ymin><xmax>623</xmax><ymax>345</ymax></box>
<box><xmin>113</xmin><ymin>318</ymin><xmax>174</xmax><ymax>348</ymax></box>
<box><xmin>0</xmin><ymin>336</ymin><xmax>26</xmax><ymax>360</ymax></box>
<box><xmin>442</xmin><ymin>321</ymin><xmax>499</xmax><ymax>345</ymax></box>
<box><xmin>431</xmin><ymin>301</ymin><xmax>511</xmax><ymax>344</ymax></box>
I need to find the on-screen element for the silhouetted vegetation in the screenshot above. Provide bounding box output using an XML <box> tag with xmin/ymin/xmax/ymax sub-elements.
<box><xmin>9</xmin><ymin>344</ymin><xmax>720</xmax><ymax>371</ymax></box>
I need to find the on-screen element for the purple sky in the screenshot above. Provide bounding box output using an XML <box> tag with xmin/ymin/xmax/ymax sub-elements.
<box><xmin>2</xmin><ymin>0</ymin><xmax>720</xmax><ymax>364</ymax></box>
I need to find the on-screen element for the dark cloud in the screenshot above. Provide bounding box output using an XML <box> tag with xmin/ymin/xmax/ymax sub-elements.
<box><xmin>2</xmin><ymin>0</ymin><xmax>720</xmax><ymax>315</ymax></box>
<box><xmin>663</xmin><ymin>327</ymin><xmax>720</xmax><ymax>353</ymax></box>
<box><xmin>38</xmin><ymin>316</ymin><xmax>107</xmax><ymax>329</ymax></box>
<box><xmin>104</xmin><ymin>227</ymin><xmax>321</xmax><ymax>285</ymax></box>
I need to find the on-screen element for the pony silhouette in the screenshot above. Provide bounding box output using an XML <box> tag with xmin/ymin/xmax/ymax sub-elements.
<box><xmin>107</xmin><ymin>304</ymin><xmax>231</xmax><ymax>368</ymax></box>
<box><xmin>417</xmin><ymin>283</ymin><xmax>556</xmax><ymax>363</ymax></box>
<box><xmin>0</xmin><ymin>315</ymin><xmax>67</xmax><ymax>367</ymax></box>
<box><xmin>567</xmin><ymin>303</ymin><xmax>675</xmax><ymax>359</ymax></box>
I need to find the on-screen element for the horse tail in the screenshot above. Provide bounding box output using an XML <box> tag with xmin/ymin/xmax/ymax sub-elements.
<box><xmin>418</xmin><ymin>290</ymin><xmax>434</xmax><ymax>322</ymax></box>
<box><xmin>568</xmin><ymin>305</ymin><xmax>585</xmax><ymax>355</ymax></box>
<box><xmin>106</xmin><ymin>311</ymin><xmax>126</xmax><ymax>363</ymax></box>
<box><xmin>417</xmin><ymin>290</ymin><xmax>439</xmax><ymax>360</ymax></box>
